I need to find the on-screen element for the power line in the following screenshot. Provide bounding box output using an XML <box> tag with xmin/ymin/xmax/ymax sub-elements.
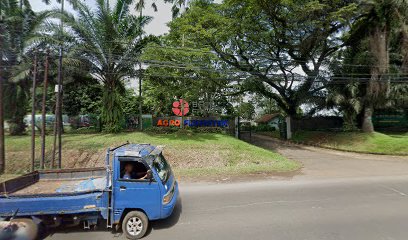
<box><xmin>1</xmin><ymin>43</ymin><xmax>400</xmax><ymax>69</ymax></box>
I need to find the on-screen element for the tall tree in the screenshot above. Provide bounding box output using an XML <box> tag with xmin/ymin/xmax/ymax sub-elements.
<box><xmin>348</xmin><ymin>0</ymin><xmax>408</xmax><ymax>132</ymax></box>
<box><xmin>1</xmin><ymin>0</ymin><xmax>51</xmax><ymax>136</ymax></box>
<box><xmin>170</xmin><ymin>0</ymin><xmax>359</xmax><ymax>119</ymax></box>
<box><xmin>61</xmin><ymin>0</ymin><xmax>154</xmax><ymax>132</ymax></box>
<box><xmin>0</xmin><ymin>0</ymin><xmax>53</xmax><ymax>174</ymax></box>
<box><xmin>142</xmin><ymin>34</ymin><xmax>232</xmax><ymax>117</ymax></box>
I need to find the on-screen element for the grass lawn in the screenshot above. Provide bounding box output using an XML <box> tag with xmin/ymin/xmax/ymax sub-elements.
<box><xmin>292</xmin><ymin>131</ymin><xmax>408</xmax><ymax>155</ymax></box>
<box><xmin>0</xmin><ymin>132</ymin><xmax>300</xmax><ymax>182</ymax></box>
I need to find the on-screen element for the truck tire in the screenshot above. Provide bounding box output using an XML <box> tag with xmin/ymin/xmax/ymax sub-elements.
<box><xmin>122</xmin><ymin>211</ymin><xmax>148</xmax><ymax>239</ymax></box>
<box><xmin>10</xmin><ymin>218</ymin><xmax>38</xmax><ymax>240</ymax></box>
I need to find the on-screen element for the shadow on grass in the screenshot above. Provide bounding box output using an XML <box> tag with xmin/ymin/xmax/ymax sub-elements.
<box><xmin>142</xmin><ymin>131</ymin><xmax>222</xmax><ymax>142</ymax></box>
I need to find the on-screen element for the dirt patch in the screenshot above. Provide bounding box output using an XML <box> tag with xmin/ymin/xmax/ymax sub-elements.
<box><xmin>13</xmin><ymin>179</ymin><xmax>85</xmax><ymax>195</ymax></box>
<box><xmin>164</xmin><ymin>147</ymin><xmax>227</xmax><ymax>169</ymax></box>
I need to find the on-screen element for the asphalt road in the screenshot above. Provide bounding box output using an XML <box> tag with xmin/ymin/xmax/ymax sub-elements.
<box><xmin>48</xmin><ymin>176</ymin><xmax>408</xmax><ymax>240</ymax></box>
<box><xmin>246</xmin><ymin>134</ymin><xmax>408</xmax><ymax>180</ymax></box>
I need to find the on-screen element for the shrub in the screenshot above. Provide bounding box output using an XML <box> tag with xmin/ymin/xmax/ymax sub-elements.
<box><xmin>145</xmin><ymin>127</ymin><xmax>180</xmax><ymax>134</ymax></box>
<box><xmin>254</xmin><ymin>125</ymin><xmax>276</xmax><ymax>132</ymax></box>
<box><xmin>191</xmin><ymin>127</ymin><xmax>224</xmax><ymax>133</ymax></box>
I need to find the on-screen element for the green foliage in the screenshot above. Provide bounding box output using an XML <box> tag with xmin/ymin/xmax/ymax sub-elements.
<box><xmin>6</xmin><ymin>83</ymin><xmax>29</xmax><ymax>135</ymax></box>
<box><xmin>253</xmin><ymin>95</ymin><xmax>280</xmax><ymax>116</ymax></box>
<box><xmin>338</xmin><ymin>0</ymin><xmax>408</xmax><ymax>132</ymax></box>
<box><xmin>101</xmin><ymin>87</ymin><xmax>124</xmax><ymax>133</ymax></box>
<box><xmin>61</xmin><ymin>0</ymin><xmax>154</xmax><ymax>132</ymax></box>
<box><xmin>121</xmin><ymin>89</ymin><xmax>140</xmax><ymax>118</ymax></box>
<box><xmin>142</xmin><ymin>35</ymin><xmax>233</xmax><ymax>117</ymax></box>
<box><xmin>63</xmin><ymin>77</ymin><xmax>103</xmax><ymax>116</ymax></box>
<box><xmin>0</xmin><ymin>0</ymin><xmax>53</xmax><ymax>135</ymax></box>
<box><xmin>169</xmin><ymin>0</ymin><xmax>359</xmax><ymax>117</ymax></box>
<box><xmin>255</xmin><ymin>125</ymin><xmax>276</xmax><ymax>132</ymax></box>
<box><xmin>292</xmin><ymin>131</ymin><xmax>408</xmax><ymax>155</ymax></box>
<box><xmin>145</xmin><ymin>126</ymin><xmax>225</xmax><ymax>134</ymax></box>
<box><xmin>145</xmin><ymin>127</ymin><xmax>182</xmax><ymax>134</ymax></box>
<box><xmin>190</xmin><ymin>127</ymin><xmax>224</xmax><ymax>134</ymax></box>
<box><xmin>237</xmin><ymin>102</ymin><xmax>255</xmax><ymax>121</ymax></box>
<box><xmin>3</xmin><ymin>132</ymin><xmax>299</xmax><ymax>177</ymax></box>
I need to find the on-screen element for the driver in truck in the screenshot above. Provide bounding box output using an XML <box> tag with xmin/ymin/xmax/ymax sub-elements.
<box><xmin>123</xmin><ymin>163</ymin><xmax>148</xmax><ymax>180</ymax></box>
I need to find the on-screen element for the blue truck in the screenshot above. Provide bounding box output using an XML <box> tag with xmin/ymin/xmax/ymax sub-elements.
<box><xmin>0</xmin><ymin>143</ymin><xmax>179</xmax><ymax>239</ymax></box>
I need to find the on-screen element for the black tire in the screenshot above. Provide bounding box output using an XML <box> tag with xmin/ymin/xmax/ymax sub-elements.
<box><xmin>122</xmin><ymin>211</ymin><xmax>148</xmax><ymax>239</ymax></box>
<box><xmin>10</xmin><ymin>218</ymin><xmax>38</xmax><ymax>240</ymax></box>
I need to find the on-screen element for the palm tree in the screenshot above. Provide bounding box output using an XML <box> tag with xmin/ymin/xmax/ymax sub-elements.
<box><xmin>327</xmin><ymin>82</ymin><xmax>362</xmax><ymax>131</ymax></box>
<box><xmin>62</xmin><ymin>0</ymin><xmax>153</xmax><ymax>132</ymax></box>
<box><xmin>348</xmin><ymin>0</ymin><xmax>408</xmax><ymax>132</ymax></box>
<box><xmin>0</xmin><ymin>0</ymin><xmax>52</xmax><ymax>136</ymax></box>
<box><xmin>164</xmin><ymin>0</ymin><xmax>188</xmax><ymax>18</ymax></box>
<box><xmin>135</xmin><ymin>0</ymin><xmax>189</xmax><ymax>18</ymax></box>
<box><xmin>0</xmin><ymin>0</ymin><xmax>53</xmax><ymax>173</ymax></box>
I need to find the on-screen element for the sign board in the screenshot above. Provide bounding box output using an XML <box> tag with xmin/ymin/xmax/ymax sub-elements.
<box><xmin>54</xmin><ymin>85</ymin><xmax>62</xmax><ymax>93</ymax></box>
<box><xmin>154</xmin><ymin>117</ymin><xmax>230</xmax><ymax>128</ymax></box>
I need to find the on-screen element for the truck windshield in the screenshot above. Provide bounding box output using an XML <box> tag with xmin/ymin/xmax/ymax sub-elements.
<box><xmin>153</xmin><ymin>154</ymin><xmax>171</xmax><ymax>183</ymax></box>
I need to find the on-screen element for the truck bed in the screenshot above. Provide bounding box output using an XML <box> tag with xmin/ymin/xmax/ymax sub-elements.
<box><xmin>13</xmin><ymin>177</ymin><xmax>107</xmax><ymax>195</ymax></box>
<box><xmin>0</xmin><ymin>168</ymin><xmax>110</xmax><ymax>217</ymax></box>
<box><xmin>0</xmin><ymin>168</ymin><xmax>109</xmax><ymax>196</ymax></box>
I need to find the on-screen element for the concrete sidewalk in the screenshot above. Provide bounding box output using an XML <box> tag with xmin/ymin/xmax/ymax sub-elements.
<box><xmin>245</xmin><ymin>134</ymin><xmax>408</xmax><ymax>180</ymax></box>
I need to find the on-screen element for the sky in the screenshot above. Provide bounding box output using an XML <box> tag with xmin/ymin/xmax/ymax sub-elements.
<box><xmin>30</xmin><ymin>0</ymin><xmax>174</xmax><ymax>36</ymax></box>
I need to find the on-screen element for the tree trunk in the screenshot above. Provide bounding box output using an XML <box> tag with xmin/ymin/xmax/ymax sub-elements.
<box><xmin>138</xmin><ymin>9</ymin><xmax>143</xmax><ymax>131</ymax></box>
<box><xmin>363</xmin><ymin>26</ymin><xmax>390</xmax><ymax>133</ymax></box>
<box><xmin>401</xmin><ymin>24</ymin><xmax>408</xmax><ymax>73</ymax></box>
<box><xmin>41</xmin><ymin>52</ymin><xmax>49</xmax><ymax>169</ymax></box>
<box><xmin>0</xmin><ymin>23</ymin><xmax>5</xmax><ymax>174</ymax></box>
<box><xmin>31</xmin><ymin>55</ymin><xmax>38</xmax><ymax>172</ymax></box>
<box><xmin>101</xmin><ymin>83</ymin><xmax>123</xmax><ymax>132</ymax></box>
<box><xmin>51</xmin><ymin>112</ymin><xmax>57</xmax><ymax>168</ymax></box>
<box><xmin>362</xmin><ymin>104</ymin><xmax>374</xmax><ymax>133</ymax></box>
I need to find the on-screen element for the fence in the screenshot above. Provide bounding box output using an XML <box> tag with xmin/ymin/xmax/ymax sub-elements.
<box><xmin>291</xmin><ymin>116</ymin><xmax>344</xmax><ymax>132</ymax></box>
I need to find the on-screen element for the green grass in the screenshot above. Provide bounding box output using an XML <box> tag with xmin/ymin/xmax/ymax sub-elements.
<box><xmin>1</xmin><ymin>132</ymin><xmax>300</xmax><ymax>181</ymax></box>
<box><xmin>292</xmin><ymin>131</ymin><xmax>408</xmax><ymax>155</ymax></box>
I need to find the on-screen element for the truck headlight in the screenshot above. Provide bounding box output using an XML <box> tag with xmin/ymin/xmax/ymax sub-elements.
<box><xmin>163</xmin><ymin>183</ymin><xmax>175</xmax><ymax>205</ymax></box>
<box><xmin>163</xmin><ymin>194</ymin><xmax>172</xmax><ymax>205</ymax></box>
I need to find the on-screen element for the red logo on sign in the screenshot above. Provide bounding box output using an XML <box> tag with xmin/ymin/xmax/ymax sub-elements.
<box><xmin>172</xmin><ymin>99</ymin><xmax>189</xmax><ymax>116</ymax></box>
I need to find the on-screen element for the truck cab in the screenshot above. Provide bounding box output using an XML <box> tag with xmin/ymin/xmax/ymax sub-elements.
<box><xmin>111</xmin><ymin>144</ymin><xmax>179</xmax><ymax>238</ymax></box>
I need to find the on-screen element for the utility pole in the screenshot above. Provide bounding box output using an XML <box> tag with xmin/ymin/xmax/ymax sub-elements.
<box><xmin>54</xmin><ymin>0</ymin><xmax>64</xmax><ymax>169</ymax></box>
<box><xmin>0</xmin><ymin>14</ymin><xmax>5</xmax><ymax>174</ymax></box>
<box><xmin>41</xmin><ymin>51</ymin><xmax>49</xmax><ymax>169</ymax></box>
<box><xmin>31</xmin><ymin>55</ymin><xmax>38</xmax><ymax>172</ymax></box>
<box><xmin>138</xmin><ymin>9</ymin><xmax>143</xmax><ymax>131</ymax></box>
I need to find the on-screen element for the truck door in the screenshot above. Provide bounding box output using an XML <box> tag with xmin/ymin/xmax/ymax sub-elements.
<box><xmin>113</xmin><ymin>158</ymin><xmax>161</xmax><ymax>221</ymax></box>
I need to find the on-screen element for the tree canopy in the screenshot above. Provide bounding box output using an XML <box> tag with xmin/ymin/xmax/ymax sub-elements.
<box><xmin>167</xmin><ymin>0</ymin><xmax>359</xmax><ymax>118</ymax></box>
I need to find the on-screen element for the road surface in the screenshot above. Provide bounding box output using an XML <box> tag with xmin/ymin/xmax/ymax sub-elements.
<box><xmin>246</xmin><ymin>134</ymin><xmax>408</xmax><ymax>180</ymax></box>
<box><xmin>47</xmin><ymin>135</ymin><xmax>408</xmax><ymax>240</ymax></box>
<box><xmin>48</xmin><ymin>176</ymin><xmax>408</xmax><ymax>240</ymax></box>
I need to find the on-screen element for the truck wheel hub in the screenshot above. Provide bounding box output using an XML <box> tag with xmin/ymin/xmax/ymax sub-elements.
<box><xmin>127</xmin><ymin>217</ymin><xmax>143</xmax><ymax>236</ymax></box>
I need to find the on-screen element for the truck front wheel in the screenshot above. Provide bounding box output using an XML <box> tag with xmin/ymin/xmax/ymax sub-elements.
<box><xmin>122</xmin><ymin>211</ymin><xmax>148</xmax><ymax>239</ymax></box>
